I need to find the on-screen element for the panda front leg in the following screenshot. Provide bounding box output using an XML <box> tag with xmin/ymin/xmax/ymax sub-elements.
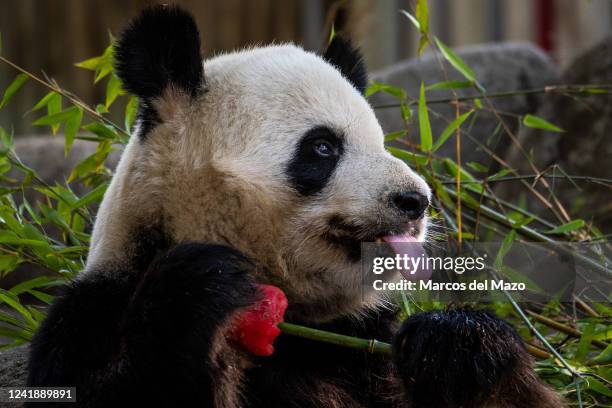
<box><xmin>27</xmin><ymin>243</ymin><xmax>261</xmax><ymax>408</ymax></box>
<box><xmin>391</xmin><ymin>309</ymin><xmax>565</xmax><ymax>408</ymax></box>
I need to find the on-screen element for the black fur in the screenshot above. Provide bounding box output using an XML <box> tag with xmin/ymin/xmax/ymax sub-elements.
<box><xmin>393</xmin><ymin>309</ymin><xmax>526</xmax><ymax>408</ymax></box>
<box><xmin>28</xmin><ymin>241</ymin><xmax>544</xmax><ymax>407</ymax></box>
<box><xmin>114</xmin><ymin>5</ymin><xmax>204</xmax><ymax>137</ymax></box>
<box><xmin>323</xmin><ymin>36</ymin><xmax>368</xmax><ymax>94</ymax></box>
<box><xmin>287</xmin><ymin>126</ymin><xmax>344</xmax><ymax>196</ymax></box>
<box><xmin>27</xmin><ymin>243</ymin><xmax>259</xmax><ymax>407</ymax></box>
<box><xmin>114</xmin><ymin>5</ymin><xmax>203</xmax><ymax>99</ymax></box>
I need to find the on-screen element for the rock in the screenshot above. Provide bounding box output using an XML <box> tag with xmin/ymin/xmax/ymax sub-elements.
<box><xmin>370</xmin><ymin>42</ymin><xmax>559</xmax><ymax>174</ymax></box>
<box><xmin>0</xmin><ymin>345</ymin><xmax>28</xmax><ymax>407</ymax></box>
<box><xmin>497</xmin><ymin>36</ymin><xmax>612</xmax><ymax>232</ymax></box>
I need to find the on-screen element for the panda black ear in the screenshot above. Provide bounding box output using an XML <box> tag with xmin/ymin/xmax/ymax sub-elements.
<box><xmin>323</xmin><ymin>36</ymin><xmax>368</xmax><ymax>95</ymax></box>
<box><xmin>114</xmin><ymin>5</ymin><xmax>204</xmax><ymax>100</ymax></box>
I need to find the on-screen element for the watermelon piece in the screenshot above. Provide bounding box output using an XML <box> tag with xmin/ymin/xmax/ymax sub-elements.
<box><xmin>231</xmin><ymin>284</ymin><xmax>288</xmax><ymax>356</ymax></box>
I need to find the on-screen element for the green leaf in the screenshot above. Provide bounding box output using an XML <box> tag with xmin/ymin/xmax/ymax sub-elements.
<box><xmin>69</xmin><ymin>181</ymin><xmax>108</xmax><ymax>210</ymax></box>
<box><xmin>575</xmin><ymin>322</ymin><xmax>595</xmax><ymax>360</ymax></box>
<box><xmin>0</xmin><ymin>230</ymin><xmax>49</xmax><ymax>248</ymax></box>
<box><xmin>387</xmin><ymin>146</ymin><xmax>429</xmax><ymax>165</ymax></box>
<box><xmin>27</xmin><ymin>290</ymin><xmax>54</xmax><ymax>305</ymax></box>
<box><xmin>33</xmin><ymin>106</ymin><xmax>78</xmax><ymax>127</ymax></box>
<box><xmin>434</xmin><ymin>37</ymin><xmax>481</xmax><ymax>89</ymax></box>
<box><xmin>0</xmin><ymin>254</ymin><xmax>19</xmax><ymax>276</ymax></box>
<box><xmin>31</xmin><ymin>91</ymin><xmax>59</xmax><ymax>112</ymax></box>
<box><xmin>400</xmin><ymin>102</ymin><xmax>412</xmax><ymax>123</ymax></box>
<box><xmin>487</xmin><ymin>168</ymin><xmax>512</xmax><ymax>181</ymax></box>
<box><xmin>415</xmin><ymin>0</ymin><xmax>429</xmax><ymax>54</ymax></box>
<box><xmin>0</xmin><ymin>327</ymin><xmax>32</xmax><ymax>341</ymax></box>
<box><xmin>64</xmin><ymin>107</ymin><xmax>83</xmax><ymax>156</ymax></box>
<box><xmin>0</xmin><ymin>289</ymin><xmax>36</xmax><ymax>328</ymax></box>
<box><xmin>9</xmin><ymin>276</ymin><xmax>64</xmax><ymax>295</ymax></box>
<box><xmin>105</xmin><ymin>74</ymin><xmax>124</xmax><ymax>108</ymax></box>
<box><xmin>432</xmin><ymin>110</ymin><xmax>472</xmax><ymax>152</ymax></box>
<box><xmin>425</xmin><ymin>80</ymin><xmax>472</xmax><ymax>91</ymax></box>
<box><xmin>83</xmin><ymin>122</ymin><xmax>118</xmax><ymax>140</ymax></box>
<box><xmin>75</xmin><ymin>44</ymin><xmax>114</xmax><ymax>83</ymax></box>
<box><xmin>466</xmin><ymin>162</ymin><xmax>488</xmax><ymax>173</ymax></box>
<box><xmin>365</xmin><ymin>81</ymin><xmax>406</xmax><ymax>99</ymax></box>
<box><xmin>590</xmin><ymin>343</ymin><xmax>612</xmax><ymax>365</ymax></box>
<box><xmin>0</xmin><ymin>73</ymin><xmax>28</xmax><ymax>110</ymax></box>
<box><xmin>418</xmin><ymin>82</ymin><xmax>432</xmax><ymax>151</ymax></box>
<box><xmin>125</xmin><ymin>96</ymin><xmax>138</xmax><ymax>131</ymax></box>
<box><xmin>522</xmin><ymin>114</ymin><xmax>564</xmax><ymax>132</ymax></box>
<box><xmin>399</xmin><ymin>10</ymin><xmax>420</xmax><ymax>31</ymax></box>
<box><xmin>584</xmin><ymin>377</ymin><xmax>612</xmax><ymax>398</ymax></box>
<box><xmin>545</xmin><ymin>219</ymin><xmax>585</xmax><ymax>235</ymax></box>
<box><xmin>328</xmin><ymin>23</ymin><xmax>336</xmax><ymax>44</ymax></box>
<box><xmin>384</xmin><ymin>130</ymin><xmax>407</xmax><ymax>142</ymax></box>
<box><xmin>494</xmin><ymin>230</ymin><xmax>516</xmax><ymax>269</ymax></box>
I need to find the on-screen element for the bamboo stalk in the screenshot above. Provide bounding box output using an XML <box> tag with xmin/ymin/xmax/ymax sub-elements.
<box><xmin>278</xmin><ymin>322</ymin><xmax>392</xmax><ymax>354</ymax></box>
<box><xmin>278</xmin><ymin>322</ymin><xmax>550</xmax><ymax>359</ymax></box>
<box><xmin>526</xmin><ymin>310</ymin><xmax>608</xmax><ymax>349</ymax></box>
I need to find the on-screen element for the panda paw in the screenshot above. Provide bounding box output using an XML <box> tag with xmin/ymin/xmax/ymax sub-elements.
<box><xmin>392</xmin><ymin>309</ymin><xmax>528</xmax><ymax>408</ymax></box>
<box><xmin>122</xmin><ymin>242</ymin><xmax>261</xmax><ymax>351</ymax></box>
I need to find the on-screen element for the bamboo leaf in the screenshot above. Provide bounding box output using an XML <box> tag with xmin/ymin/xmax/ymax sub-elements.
<box><xmin>487</xmin><ymin>168</ymin><xmax>512</xmax><ymax>181</ymax></box>
<box><xmin>387</xmin><ymin>146</ymin><xmax>429</xmax><ymax>165</ymax></box>
<box><xmin>105</xmin><ymin>74</ymin><xmax>124</xmax><ymax>108</ymax></box>
<box><xmin>0</xmin><ymin>73</ymin><xmax>28</xmax><ymax>109</ymax></box>
<box><xmin>0</xmin><ymin>327</ymin><xmax>32</xmax><ymax>341</ymax></box>
<box><xmin>434</xmin><ymin>37</ymin><xmax>481</xmax><ymax>89</ymax></box>
<box><xmin>69</xmin><ymin>181</ymin><xmax>108</xmax><ymax>210</ymax></box>
<box><xmin>426</xmin><ymin>80</ymin><xmax>472</xmax><ymax>91</ymax></box>
<box><xmin>365</xmin><ymin>81</ymin><xmax>406</xmax><ymax>99</ymax></box>
<box><xmin>0</xmin><ymin>289</ymin><xmax>37</xmax><ymax>328</ymax></box>
<box><xmin>432</xmin><ymin>110</ymin><xmax>472</xmax><ymax>152</ymax></box>
<box><xmin>546</xmin><ymin>219</ymin><xmax>585</xmax><ymax>235</ymax></box>
<box><xmin>125</xmin><ymin>96</ymin><xmax>138</xmax><ymax>131</ymax></box>
<box><xmin>523</xmin><ymin>114</ymin><xmax>564</xmax><ymax>132</ymax></box>
<box><xmin>384</xmin><ymin>130</ymin><xmax>407</xmax><ymax>142</ymax></box>
<box><xmin>466</xmin><ymin>162</ymin><xmax>488</xmax><ymax>173</ymax></box>
<box><xmin>9</xmin><ymin>276</ymin><xmax>64</xmax><ymax>295</ymax></box>
<box><xmin>590</xmin><ymin>343</ymin><xmax>612</xmax><ymax>365</ymax></box>
<box><xmin>64</xmin><ymin>107</ymin><xmax>83</xmax><ymax>156</ymax></box>
<box><xmin>418</xmin><ymin>82</ymin><xmax>432</xmax><ymax>151</ymax></box>
<box><xmin>399</xmin><ymin>10</ymin><xmax>420</xmax><ymax>31</ymax></box>
<box><xmin>494</xmin><ymin>230</ymin><xmax>516</xmax><ymax>269</ymax></box>
<box><xmin>583</xmin><ymin>377</ymin><xmax>612</xmax><ymax>398</ymax></box>
<box><xmin>33</xmin><ymin>106</ymin><xmax>78</xmax><ymax>127</ymax></box>
<box><xmin>328</xmin><ymin>24</ymin><xmax>336</xmax><ymax>44</ymax></box>
<box><xmin>31</xmin><ymin>91</ymin><xmax>59</xmax><ymax>112</ymax></box>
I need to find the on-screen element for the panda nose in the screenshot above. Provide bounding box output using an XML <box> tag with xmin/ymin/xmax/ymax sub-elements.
<box><xmin>389</xmin><ymin>191</ymin><xmax>429</xmax><ymax>220</ymax></box>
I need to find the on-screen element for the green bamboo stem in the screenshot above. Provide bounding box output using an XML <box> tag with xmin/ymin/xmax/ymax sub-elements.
<box><xmin>278</xmin><ymin>322</ymin><xmax>392</xmax><ymax>354</ymax></box>
<box><xmin>278</xmin><ymin>322</ymin><xmax>548</xmax><ymax>359</ymax></box>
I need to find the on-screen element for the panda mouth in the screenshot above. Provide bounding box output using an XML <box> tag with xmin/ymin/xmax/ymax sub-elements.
<box><xmin>325</xmin><ymin>216</ymin><xmax>421</xmax><ymax>261</ymax></box>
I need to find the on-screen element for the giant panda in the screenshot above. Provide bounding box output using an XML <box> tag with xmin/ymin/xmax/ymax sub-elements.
<box><xmin>26</xmin><ymin>6</ymin><xmax>564</xmax><ymax>408</ymax></box>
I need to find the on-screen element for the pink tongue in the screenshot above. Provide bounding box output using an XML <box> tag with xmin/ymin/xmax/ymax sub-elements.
<box><xmin>381</xmin><ymin>233</ymin><xmax>431</xmax><ymax>279</ymax></box>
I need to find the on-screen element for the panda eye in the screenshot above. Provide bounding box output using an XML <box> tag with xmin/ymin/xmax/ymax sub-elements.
<box><xmin>313</xmin><ymin>139</ymin><xmax>336</xmax><ymax>158</ymax></box>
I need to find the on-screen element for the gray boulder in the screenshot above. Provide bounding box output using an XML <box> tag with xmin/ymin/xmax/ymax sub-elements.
<box><xmin>0</xmin><ymin>345</ymin><xmax>28</xmax><ymax>405</ymax></box>
<box><xmin>370</xmin><ymin>42</ymin><xmax>559</xmax><ymax>173</ymax></box>
<box><xmin>497</xmin><ymin>36</ymin><xmax>612</xmax><ymax>232</ymax></box>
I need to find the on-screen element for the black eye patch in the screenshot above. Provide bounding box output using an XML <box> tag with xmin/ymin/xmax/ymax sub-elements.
<box><xmin>287</xmin><ymin>126</ymin><xmax>344</xmax><ymax>196</ymax></box>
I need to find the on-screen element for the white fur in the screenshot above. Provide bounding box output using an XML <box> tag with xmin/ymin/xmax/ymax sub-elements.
<box><xmin>87</xmin><ymin>44</ymin><xmax>431</xmax><ymax>323</ymax></box>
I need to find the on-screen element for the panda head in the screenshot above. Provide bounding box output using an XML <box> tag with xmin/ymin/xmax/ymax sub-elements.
<box><xmin>89</xmin><ymin>5</ymin><xmax>431</xmax><ymax>323</ymax></box>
